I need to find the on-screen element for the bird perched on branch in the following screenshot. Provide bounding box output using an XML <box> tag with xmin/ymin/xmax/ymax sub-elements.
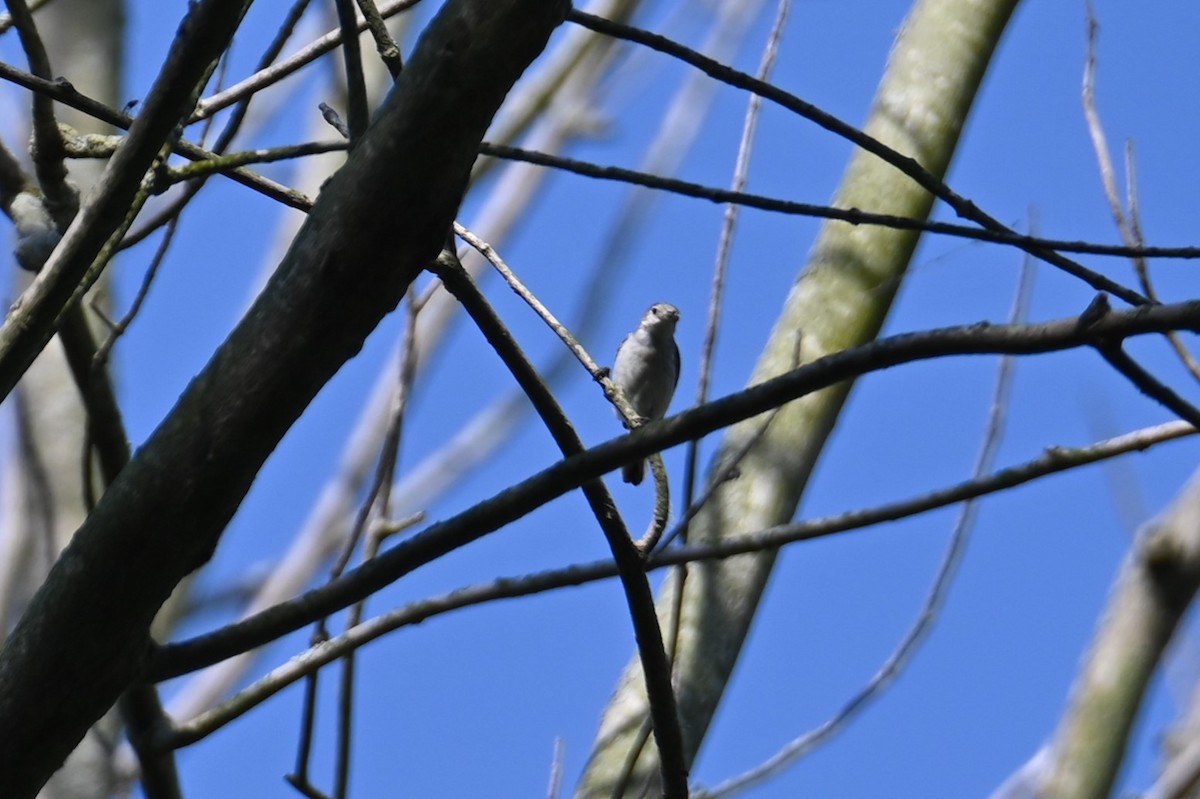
<box><xmin>612</xmin><ymin>302</ymin><xmax>681</xmax><ymax>485</ymax></box>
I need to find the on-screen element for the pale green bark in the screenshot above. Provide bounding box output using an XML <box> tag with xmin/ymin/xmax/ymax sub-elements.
<box><xmin>1</xmin><ymin>3</ymin><xmax>125</xmax><ymax>796</ymax></box>
<box><xmin>575</xmin><ymin>0</ymin><xmax>1021</xmax><ymax>794</ymax></box>
<box><xmin>1044</xmin><ymin>472</ymin><xmax>1200</xmax><ymax>799</ymax></box>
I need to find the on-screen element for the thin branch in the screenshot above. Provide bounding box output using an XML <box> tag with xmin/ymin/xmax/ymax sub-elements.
<box><xmin>192</xmin><ymin>0</ymin><xmax>424</xmax><ymax>122</ymax></box>
<box><xmin>454</xmin><ymin>224</ymin><xmax>603</xmax><ymax>376</ymax></box>
<box><xmin>58</xmin><ymin>135</ymin><xmax>346</xmax><ymax>184</ymax></box>
<box><xmin>0</xmin><ymin>65</ymin><xmax>312</xmax><ymax>210</ymax></box>
<box><xmin>93</xmin><ymin>217</ymin><xmax>180</xmax><ymax>367</ymax></box>
<box><xmin>654</xmin><ymin>332</ymin><xmax>800</xmax><ymax>555</ymax></box>
<box><xmin>4</xmin><ymin>0</ymin><xmax>77</xmax><ymax>227</ymax></box>
<box><xmin>151</xmin><ymin>300</ymin><xmax>1200</xmax><ymax>678</ymax></box>
<box><xmin>354</xmin><ymin>0</ymin><xmax>404</xmax><ymax>77</ymax></box>
<box><xmin>452</xmin><ymin>222</ymin><xmax>670</xmax><ymax>540</ymax></box>
<box><xmin>164</xmin><ymin>141</ymin><xmax>348</xmax><ymax>185</ymax></box>
<box><xmin>431</xmin><ymin>249</ymin><xmax>688</xmax><ymax>798</ymax></box>
<box><xmin>480</xmin><ymin>141</ymin><xmax>1199</xmax><ymax>267</ymax></box>
<box><xmin>329</xmin><ymin>291</ymin><xmax>421</xmax><ymax>799</ymax></box>
<box><xmin>287</xmin><ymin>633</ymin><xmax>324</xmax><ymax>795</ymax></box>
<box><xmin>333</xmin><ymin>647</ymin><xmax>354</xmax><ymax>799</ymax></box>
<box><xmin>698</xmin><ymin>235</ymin><xmax>1037</xmax><ymax>799</ymax></box>
<box><xmin>1124</xmin><ymin>146</ymin><xmax>1200</xmax><ymax>380</ymax></box>
<box><xmin>333</xmin><ymin>0</ymin><xmax>369</xmax><ymax>141</ymax></box>
<box><xmin>547</xmin><ymin>737</ymin><xmax>565</xmax><ymax>799</ymax></box>
<box><xmin>116</xmin><ymin>0</ymin><xmax>318</xmax><ymax>250</ymax></box>
<box><xmin>1081</xmin><ymin>8</ymin><xmax>1200</xmax><ymax>382</ymax></box>
<box><xmin>683</xmin><ymin>0</ymin><xmax>789</xmax><ymax>527</ymax></box>
<box><xmin>565</xmin><ymin>9</ymin><xmax>1150</xmax><ymax>307</ymax></box>
<box><xmin>1098</xmin><ymin>345</ymin><xmax>1200</xmax><ymax>429</ymax></box>
<box><xmin>158</xmin><ymin>418</ymin><xmax>1197</xmax><ymax>748</ymax></box>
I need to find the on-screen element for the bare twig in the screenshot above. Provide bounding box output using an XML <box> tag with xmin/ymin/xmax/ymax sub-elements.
<box><xmin>480</xmin><ymin>141</ymin><xmax>1196</xmax><ymax>270</ymax></box>
<box><xmin>1081</xmin><ymin>8</ymin><xmax>1200</xmax><ymax>381</ymax></box>
<box><xmin>287</xmin><ymin>628</ymin><xmax>325</xmax><ymax>795</ymax></box>
<box><xmin>164</xmin><ymin>141</ymin><xmax>347</xmax><ymax>183</ymax></box>
<box><xmin>118</xmin><ymin>0</ymin><xmax>318</xmax><ymax>249</ymax></box>
<box><xmin>454</xmin><ymin>224</ymin><xmax>602</xmax><ymax>376</ymax></box>
<box><xmin>333</xmin><ymin>0</ymin><xmax>369</xmax><ymax>142</ymax></box>
<box><xmin>698</xmin><ymin>235</ymin><xmax>1037</xmax><ymax>799</ymax></box>
<box><xmin>565</xmin><ymin>9</ymin><xmax>1150</xmax><ymax>307</ymax></box>
<box><xmin>683</xmin><ymin>0</ymin><xmax>789</xmax><ymax>526</ymax></box>
<box><xmin>354</xmin><ymin>0</ymin><xmax>404</xmax><ymax>77</ymax></box>
<box><xmin>93</xmin><ymin>216</ymin><xmax>180</xmax><ymax>367</ymax></box>
<box><xmin>329</xmin><ymin>290</ymin><xmax>421</xmax><ymax>799</ymax></box>
<box><xmin>0</xmin><ymin>63</ymin><xmax>312</xmax><ymax>210</ymax></box>
<box><xmin>5</xmin><ymin>0</ymin><xmax>77</xmax><ymax>228</ymax></box>
<box><xmin>192</xmin><ymin>0</ymin><xmax>424</xmax><ymax>122</ymax></box>
<box><xmin>547</xmin><ymin>737</ymin><xmax>566</xmax><ymax>799</ymax></box>
<box><xmin>1097</xmin><ymin>344</ymin><xmax>1200</xmax><ymax>428</ymax></box>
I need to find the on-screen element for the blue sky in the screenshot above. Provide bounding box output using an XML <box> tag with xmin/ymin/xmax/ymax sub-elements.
<box><xmin>5</xmin><ymin>1</ymin><xmax>1200</xmax><ymax>797</ymax></box>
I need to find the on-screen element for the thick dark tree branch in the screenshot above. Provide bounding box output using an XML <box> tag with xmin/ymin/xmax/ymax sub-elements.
<box><xmin>152</xmin><ymin>300</ymin><xmax>1200</xmax><ymax>678</ymax></box>
<box><xmin>0</xmin><ymin>1</ymin><xmax>568</xmax><ymax>795</ymax></box>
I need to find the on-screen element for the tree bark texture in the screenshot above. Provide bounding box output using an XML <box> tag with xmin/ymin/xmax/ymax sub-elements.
<box><xmin>0</xmin><ymin>1</ymin><xmax>568</xmax><ymax>795</ymax></box>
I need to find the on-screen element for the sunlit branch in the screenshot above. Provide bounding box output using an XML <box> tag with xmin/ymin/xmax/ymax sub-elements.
<box><xmin>151</xmin><ymin>300</ymin><xmax>1200</xmax><ymax>678</ymax></box>
<box><xmin>159</xmin><ymin>418</ymin><xmax>1194</xmax><ymax>750</ymax></box>
<box><xmin>565</xmin><ymin>9</ymin><xmax>1150</xmax><ymax>307</ymax></box>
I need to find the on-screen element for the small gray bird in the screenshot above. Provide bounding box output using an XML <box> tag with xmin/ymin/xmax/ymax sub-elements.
<box><xmin>612</xmin><ymin>302</ymin><xmax>681</xmax><ymax>485</ymax></box>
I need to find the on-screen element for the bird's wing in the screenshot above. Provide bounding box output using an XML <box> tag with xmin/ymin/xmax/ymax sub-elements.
<box><xmin>670</xmin><ymin>340</ymin><xmax>681</xmax><ymax>390</ymax></box>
